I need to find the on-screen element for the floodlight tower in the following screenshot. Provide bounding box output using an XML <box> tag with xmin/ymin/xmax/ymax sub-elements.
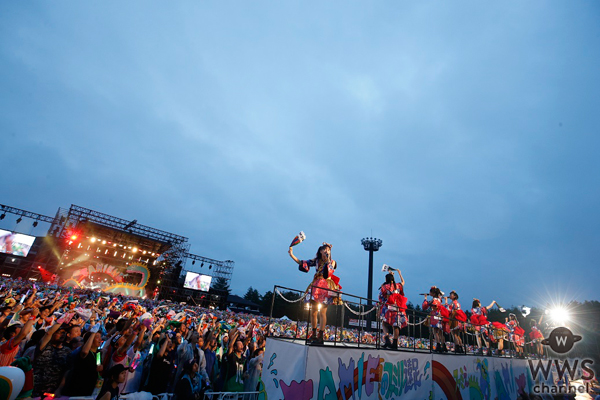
<box><xmin>361</xmin><ymin>237</ymin><xmax>382</xmax><ymax>305</ymax></box>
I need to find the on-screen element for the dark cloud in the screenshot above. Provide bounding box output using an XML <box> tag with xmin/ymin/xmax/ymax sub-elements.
<box><xmin>1</xmin><ymin>1</ymin><xmax>599</xmax><ymax>308</ymax></box>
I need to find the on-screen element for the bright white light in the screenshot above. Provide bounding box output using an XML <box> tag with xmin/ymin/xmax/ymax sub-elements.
<box><xmin>317</xmin><ymin>304</ymin><xmax>322</xmax><ymax>311</ymax></box>
<box><xmin>91</xmin><ymin>237</ymin><xmax>96</xmax><ymax>243</ymax></box>
<box><xmin>549</xmin><ymin>307</ymin><xmax>569</xmax><ymax>325</ymax></box>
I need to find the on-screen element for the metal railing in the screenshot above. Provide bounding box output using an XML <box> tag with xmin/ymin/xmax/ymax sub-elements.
<box><xmin>204</xmin><ymin>391</ymin><xmax>261</xmax><ymax>400</ymax></box>
<box><xmin>267</xmin><ymin>285</ymin><xmax>538</xmax><ymax>358</ymax></box>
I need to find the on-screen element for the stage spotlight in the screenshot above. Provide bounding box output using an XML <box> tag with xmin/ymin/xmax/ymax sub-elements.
<box><xmin>132</xmin><ymin>247</ymin><xmax>138</xmax><ymax>253</ymax></box>
<box><xmin>0</xmin><ymin>213</ymin><xmax>5</xmax><ymax>220</ymax></box>
<box><xmin>16</xmin><ymin>217</ymin><xmax>22</xmax><ymax>224</ymax></box>
<box><xmin>33</xmin><ymin>221</ymin><xmax>38</xmax><ymax>228</ymax></box>
<box><xmin>209</xmin><ymin>265</ymin><xmax>212</xmax><ymax>269</ymax></box>
<box><xmin>192</xmin><ymin>260</ymin><xmax>196</xmax><ymax>265</ymax></box>
<box><xmin>201</xmin><ymin>262</ymin><xmax>204</xmax><ymax>268</ymax></box>
<box><xmin>548</xmin><ymin>306</ymin><xmax>570</xmax><ymax>326</ymax></box>
<box><xmin>71</xmin><ymin>234</ymin><xmax>78</xmax><ymax>240</ymax></box>
<box><xmin>91</xmin><ymin>237</ymin><xmax>97</xmax><ymax>243</ymax></box>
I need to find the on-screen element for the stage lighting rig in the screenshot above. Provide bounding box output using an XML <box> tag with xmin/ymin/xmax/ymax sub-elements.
<box><xmin>547</xmin><ymin>306</ymin><xmax>570</xmax><ymax>327</ymax></box>
<box><xmin>124</xmin><ymin>219</ymin><xmax>137</xmax><ymax>230</ymax></box>
<box><xmin>16</xmin><ymin>217</ymin><xmax>22</xmax><ymax>224</ymax></box>
<box><xmin>0</xmin><ymin>213</ymin><xmax>5</xmax><ymax>220</ymax></box>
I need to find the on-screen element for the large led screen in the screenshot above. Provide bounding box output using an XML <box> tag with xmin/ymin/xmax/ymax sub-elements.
<box><xmin>183</xmin><ymin>271</ymin><xmax>212</xmax><ymax>291</ymax></box>
<box><xmin>0</xmin><ymin>230</ymin><xmax>35</xmax><ymax>257</ymax></box>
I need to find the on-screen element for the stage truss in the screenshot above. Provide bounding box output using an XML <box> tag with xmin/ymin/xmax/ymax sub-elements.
<box><xmin>0</xmin><ymin>203</ymin><xmax>235</xmax><ymax>298</ymax></box>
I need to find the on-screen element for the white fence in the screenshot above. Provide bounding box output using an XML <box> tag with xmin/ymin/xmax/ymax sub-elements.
<box><xmin>204</xmin><ymin>391</ymin><xmax>260</xmax><ymax>400</ymax></box>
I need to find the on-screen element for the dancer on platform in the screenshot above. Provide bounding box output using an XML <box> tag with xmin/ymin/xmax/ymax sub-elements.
<box><xmin>529</xmin><ymin>315</ymin><xmax>545</xmax><ymax>359</ymax></box>
<box><xmin>423</xmin><ymin>286</ymin><xmax>448</xmax><ymax>353</ymax></box>
<box><xmin>506</xmin><ymin>313</ymin><xmax>525</xmax><ymax>358</ymax></box>
<box><xmin>444</xmin><ymin>291</ymin><xmax>467</xmax><ymax>354</ymax></box>
<box><xmin>378</xmin><ymin>266</ymin><xmax>407</xmax><ymax>350</ymax></box>
<box><xmin>471</xmin><ymin>298</ymin><xmax>497</xmax><ymax>356</ymax></box>
<box><xmin>288</xmin><ymin>240</ymin><xmax>341</xmax><ymax>345</ymax></box>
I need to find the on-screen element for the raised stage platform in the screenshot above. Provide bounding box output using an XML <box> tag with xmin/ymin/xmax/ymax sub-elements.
<box><xmin>263</xmin><ymin>338</ymin><xmax>593</xmax><ymax>400</ymax></box>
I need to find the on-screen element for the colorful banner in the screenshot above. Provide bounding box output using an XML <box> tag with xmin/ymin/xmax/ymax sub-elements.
<box><xmin>264</xmin><ymin>338</ymin><xmax>536</xmax><ymax>400</ymax></box>
<box><xmin>264</xmin><ymin>339</ymin><xmax>309</xmax><ymax>400</ymax></box>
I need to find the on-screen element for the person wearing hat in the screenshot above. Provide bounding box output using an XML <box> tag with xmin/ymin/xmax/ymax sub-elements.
<box><xmin>0</xmin><ymin>307</ymin><xmax>39</xmax><ymax>366</ymax></box>
<box><xmin>97</xmin><ymin>364</ymin><xmax>127</xmax><ymax>400</ymax></box>
<box><xmin>11</xmin><ymin>356</ymin><xmax>34</xmax><ymax>399</ymax></box>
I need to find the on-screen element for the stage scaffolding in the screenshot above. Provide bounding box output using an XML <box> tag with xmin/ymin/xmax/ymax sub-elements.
<box><xmin>0</xmin><ymin>203</ymin><xmax>234</xmax><ymax>300</ymax></box>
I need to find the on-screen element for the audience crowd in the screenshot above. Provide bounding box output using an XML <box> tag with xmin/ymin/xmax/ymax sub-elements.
<box><xmin>0</xmin><ymin>279</ymin><xmax>269</xmax><ymax>400</ymax></box>
<box><xmin>0</xmin><ymin>278</ymin><xmax>560</xmax><ymax>400</ymax></box>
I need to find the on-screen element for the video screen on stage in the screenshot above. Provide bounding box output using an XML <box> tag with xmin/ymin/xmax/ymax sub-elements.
<box><xmin>0</xmin><ymin>229</ymin><xmax>35</xmax><ymax>257</ymax></box>
<box><xmin>183</xmin><ymin>271</ymin><xmax>212</xmax><ymax>292</ymax></box>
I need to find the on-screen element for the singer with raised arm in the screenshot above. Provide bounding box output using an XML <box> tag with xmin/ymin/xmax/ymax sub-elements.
<box><xmin>470</xmin><ymin>298</ymin><xmax>497</xmax><ymax>356</ymax></box>
<box><xmin>378</xmin><ymin>265</ymin><xmax>407</xmax><ymax>350</ymax></box>
<box><xmin>288</xmin><ymin>233</ymin><xmax>341</xmax><ymax>345</ymax></box>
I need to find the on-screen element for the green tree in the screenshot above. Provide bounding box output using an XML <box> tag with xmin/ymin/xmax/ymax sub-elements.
<box><xmin>244</xmin><ymin>286</ymin><xmax>261</xmax><ymax>304</ymax></box>
<box><xmin>260</xmin><ymin>290</ymin><xmax>274</xmax><ymax>315</ymax></box>
<box><xmin>211</xmin><ymin>277</ymin><xmax>231</xmax><ymax>296</ymax></box>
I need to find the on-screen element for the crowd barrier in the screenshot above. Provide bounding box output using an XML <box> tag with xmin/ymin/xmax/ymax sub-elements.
<box><xmin>204</xmin><ymin>391</ymin><xmax>260</xmax><ymax>400</ymax></box>
<box><xmin>68</xmin><ymin>393</ymin><xmax>172</xmax><ymax>400</ymax></box>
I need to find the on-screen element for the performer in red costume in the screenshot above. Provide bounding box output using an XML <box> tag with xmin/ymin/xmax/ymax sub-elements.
<box><xmin>378</xmin><ymin>268</ymin><xmax>407</xmax><ymax>350</ymax></box>
<box><xmin>471</xmin><ymin>298</ymin><xmax>497</xmax><ymax>356</ymax></box>
<box><xmin>289</xmin><ymin>242</ymin><xmax>341</xmax><ymax>345</ymax></box>
<box><xmin>506</xmin><ymin>313</ymin><xmax>525</xmax><ymax>358</ymax></box>
<box><xmin>529</xmin><ymin>315</ymin><xmax>545</xmax><ymax>358</ymax></box>
<box><xmin>444</xmin><ymin>290</ymin><xmax>467</xmax><ymax>354</ymax></box>
<box><xmin>423</xmin><ymin>286</ymin><xmax>448</xmax><ymax>353</ymax></box>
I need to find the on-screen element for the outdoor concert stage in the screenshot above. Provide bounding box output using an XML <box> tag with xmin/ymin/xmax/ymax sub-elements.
<box><xmin>0</xmin><ymin>203</ymin><xmax>234</xmax><ymax>302</ymax></box>
<box><xmin>263</xmin><ymin>337</ymin><xmax>558</xmax><ymax>400</ymax></box>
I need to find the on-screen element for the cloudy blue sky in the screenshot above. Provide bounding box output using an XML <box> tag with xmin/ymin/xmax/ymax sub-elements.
<box><xmin>1</xmin><ymin>1</ymin><xmax>599</xmax><ymax>309</ymax></box>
